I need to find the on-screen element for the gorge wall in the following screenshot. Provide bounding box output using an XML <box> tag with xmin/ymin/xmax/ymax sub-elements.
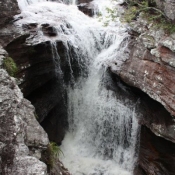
<box><xmin>0</xmin><ymin>1</ymin><xmax>49</xmax><ymax>174</ymax></box>
<box><xmin>111</xmin><ymin>1</ymin><xmax>175</xmax><ymax>174</ymax></box>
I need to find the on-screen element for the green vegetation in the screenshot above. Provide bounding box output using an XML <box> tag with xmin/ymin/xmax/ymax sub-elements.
<box><xmin>142</xmin><ymin>11</ymin><xmax>175</xmax><ymax>34</ymax></box>
<box><xmin>44</xmin><ymin>142</ymin><xmax>63</xmax><ymax>169</ymax></box>
<box><xmin>34</xmin><ymin>111</ymin><xmax>39</xmax><ymax>119</ymax></box>
<box><xmin>124</xmin><ymin>0</ymin><xmax>175</xmax><ymax>33</ymax></box>
<box><xmin>119</xmin><ymin>0</ymin><xmax>175</xmax><ymax>34</ymax></box>
<box><xmin>3</xmin><ymin>57</ymin><xmax>18</xmax><ymax>77</ymax></box>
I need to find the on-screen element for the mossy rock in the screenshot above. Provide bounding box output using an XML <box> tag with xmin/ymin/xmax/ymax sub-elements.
<box><xmin>3</xmin><ymin>57</ymin><xmax>18</xmax><ymax>77</ymax></box>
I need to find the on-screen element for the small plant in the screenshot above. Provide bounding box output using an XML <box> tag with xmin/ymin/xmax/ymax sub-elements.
<box><xmin>49</xmin><ymin>142</ymin><xmax>63</xmax><ymax>159</ymax></box>
<box><xmin>3</xmin><ymin>57</ymin><xmax>18</xmax><ymax>77</ymax></box>
<box><xmin>34</xmin><ymin>111</ymin><xmax>39</xmax><ymax>119</ymax></box>
<box><xmin>143</xmin><ymin>10</ymin><xmax>175</xmax><ymax>34</ymax></box>
<box><xmin>44</xmin><ymin>142</ymin><xmax>64</xmax><ymax>169</ymax></box>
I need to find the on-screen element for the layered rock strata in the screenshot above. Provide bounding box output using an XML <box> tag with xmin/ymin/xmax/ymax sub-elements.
<box><xmin>111</xmin><ymin>15</ymin><xmax>175</xmax><ymax>138</ymax></box>
<box><xmin>110</xmin><ymin>10</ymin><xmax>175</xmax><ymax>175</ymax></box>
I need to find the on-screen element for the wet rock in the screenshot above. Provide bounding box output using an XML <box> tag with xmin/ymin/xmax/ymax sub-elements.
<box><xmin>113</xmin><ymin>42</ymin><xmax>175</xmax><ymax>143</ymax></box>
<box><xmin>77</xmin><ymin>0</ymin><xmax>93</xmax><ymax>3</ymax></box>
<box><xmin>111</xmin><ymin>69</ymin><xmax>175</xmax><ymax>143</ymax></box>
<box><xmin>41</xmin><ymin>24</ymin><xmax>57</xmax><ymax>37</ymax></box>
<box><xmin>22</xmin><ymin>23</ymin><xmax>38</xmax><ymax>34</ymax></box>
<box><xmin>49</xmin><ymin>159</ymin><xmax>71</xmax><ymax>175</ymax></box>
<box><xmin>78</xmin><ymin>3</ymin><xmax>94</xmax><ymax>17</ymax></box>
<box><xmin>77</xmin><ymin>0</ymin><xmax>94</xmax><ymax>17</ymax></box>
<box><xmin>5</xmin><ymin>38</ymin><xmax>69</xmax><ymax>144</ymax></box>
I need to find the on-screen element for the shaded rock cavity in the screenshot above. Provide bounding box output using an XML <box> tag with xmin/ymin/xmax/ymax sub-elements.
<box><xmin>136</xmin><ymin>126</ymin><xmax>175</xmax><ymax>175</ymax></box>
<box><xmin>5</xmin><ymin>34</ymin><xmax>83</xmax><ymax>145</ymax></box>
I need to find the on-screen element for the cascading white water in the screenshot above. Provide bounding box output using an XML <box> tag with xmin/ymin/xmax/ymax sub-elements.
<box><xmin>61</xmin><ymin>72</ymin><xmax>139</xmax><ymax>174</ymax></box>
<box><xmin>17</xmin><ymin>0</ymin><xmax>76</xmax><ymax>10</ymax></box>
<box><xmin>60</xmin><ymin>31</ymin><xmax>140</xmax><ymax>175</ymax></box>
<box><xmin>50</xmin><ymin>41</ymin><xmax>63</xmax><ymax>77</ymax></box>
<box><xmin>16</xmin><ymin>0</ymin><xmax>140</xmax><ymax>174</ymax></box>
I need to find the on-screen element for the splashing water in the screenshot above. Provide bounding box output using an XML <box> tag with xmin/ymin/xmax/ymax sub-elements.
<box><xmin>60</xmin><ymin>33</ymin><xmax>140</xmax><ymax>175</ymax></box>
<box><xmin>15</xmin><ymin>0</ymin><xmax>140</xmax><ymax>174</ymax></box>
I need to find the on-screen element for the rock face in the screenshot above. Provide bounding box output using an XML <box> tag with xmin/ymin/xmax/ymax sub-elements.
<box><xmin>0</xmin><ymin>1</ymin><xmax>53</xmax><ymax>174</ymax></box>
<box><xmin>0</xmin><ymin>0</ymin><xmax>20</xmax><ymax>27</ymax></box>
<box><xmin>155</xmin><ymin>0</ymin><xmax>175</xmax><ymax>22</ymax></box>
<box><xmin>0</xmin><ymin>47</ymin><xmax>49</xmax><ymax>174</ymax></box>
<box><xmin>110</xmin><ymin>14</ymin><xmax>175</xmax><ymax>175</ymax></box>
<box><xmin>112</xmin><ymin>17</ymin><xmax>175</xmax><ymax>135</ymax></box>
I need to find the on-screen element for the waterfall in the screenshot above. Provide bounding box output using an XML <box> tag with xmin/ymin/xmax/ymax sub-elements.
<box><xmin>17</xmin><ymin>0</ymin><xmax>76</xmax><ymax>10</ymax></box>
<box><xmin>50</xmin><ymin>42</ymin><xmax>63</xmax><ymax>77</ymax></box>
<box><xmin>60</xmin><ymin>29</ymin><xmax>140</xmax><ymax>175</ymax></box>
<box><xmin>15</xmin><ymin>0</ymin><xmax>140</xmax><ymax>174</ymax></box>
<box><xmin>61</xmin><ymin>69</ymin><xmax>140</xmax><ymax>175</ymax></box>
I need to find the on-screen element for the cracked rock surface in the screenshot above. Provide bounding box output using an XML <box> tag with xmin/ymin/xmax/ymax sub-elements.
<box><xmin>0</xmin><ymin>47</ymin><xmax>49</xmax><ymax>175</ymax></box>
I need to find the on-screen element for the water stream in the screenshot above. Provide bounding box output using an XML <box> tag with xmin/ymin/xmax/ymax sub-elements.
<box><xmin>16</xmin><ymin>0</ymin><xmax>140</xmax><ymax>174</ymax></box>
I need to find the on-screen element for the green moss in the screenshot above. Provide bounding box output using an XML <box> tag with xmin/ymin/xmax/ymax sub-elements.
<box><xmin>3</xmin><ymin>57</ymin><xmax>18</xmax><ymax>77</ymax></box>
